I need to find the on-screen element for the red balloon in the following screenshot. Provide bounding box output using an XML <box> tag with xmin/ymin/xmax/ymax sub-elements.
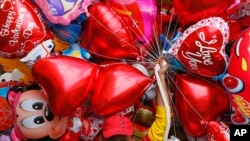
<box><xmin>90</xmin><ymin>63</ymin><xmax>153</xmax><ymax>116</ymax></box>
<box><xmin>32</xmin><ymin>56</ymin><xmax>99</xmax><ymax>116</ymax></box>
<box><xmin>168</xmin><ymin>17</ymin><xmax>229</xmax><ymax>77</ymax></box>
<box><xmin>173</xmin><ymin>0</ymin><xmax>234</xmax><ymax>27</ymax></box>
<box><xmin>80</xmin><ymin>2</ymin><xmax>139</xmax><ymax>59</ymax></box>
<box><xmin>173</xmin><ymin>73</ymin><xmax>230</xmax><ymax>137</ymax></box>
<box><xmin>206</xmin><ymin>121</ymin><xmax>229</xmax><ymax>141</ymax></box>
<box><xmin>107</xmin><ymin>0</ymin><xmax>145</xmax><ymax>42</ymax></box>
<box><xmin>0</xmin><ymin>0</ymin><xmax>53</xmax><ymax>58</ymax></box>
<box><xmin>222</xmin><ymin>28</ymin><xmax>250</xmax><ymax>125</ymax></box>
<box><xmin>0</xmin><ymin>97</ymin><xmax>13</xmax><ymax>131</ymax></box>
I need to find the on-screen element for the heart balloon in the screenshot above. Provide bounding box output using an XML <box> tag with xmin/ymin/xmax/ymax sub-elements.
<box><xmin>107</xmin><ymin>0</ymin><xmax>145</xmax><ymax>42</ymax></box>
<box><xmin>206</xmin><ymin>121</ymin><xmax>230</xmax><ymax>141</ymax></box>
<box><xmin>0</xmin><ymin>96</ymin><xmax>13</xmax><ymax>131</ymax></box>
<box><xmin>32</xmin><ymin>55</ymin><xmax>99</xmax><ymax>116</ymax></box>
<box><xmin>168</xmin><ymin>17</ymin><xmax>229</xmax><ymax>77</ymax></box>
<box><xmin>173</xmin><ymin>0</ymin><xmax>234</xmax><ymax>27</ymax></box>
<box><xmin>90</xmin><ymin>63</ymin><xmax>153</xmax><ymax>117</ymax></box>
<box><xmin>80</xmin><ymin>2</ymin><xmax>139</xmax><ymax>59</ymax></box>
<box><xmin>173</xmin><ymin>73</ymin><xmax>230</xmax><ymax>137</ymax></box>
<box><xmin>0</xmin><ymin>0</ymin><xmax>53</xmax><ymax>58</ymax></box>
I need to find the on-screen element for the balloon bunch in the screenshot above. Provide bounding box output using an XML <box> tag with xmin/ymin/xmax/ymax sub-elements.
<box><xmin>0</xmin><ymin>0</ymin><xmax>250</xmax><ymax>141</ymax></box>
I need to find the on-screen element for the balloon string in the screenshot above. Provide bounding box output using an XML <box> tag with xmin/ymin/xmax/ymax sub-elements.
<box><xmin>154</xmin><ymin>64</ymin><xmax>171</xmax><ymax>140</ymax></box>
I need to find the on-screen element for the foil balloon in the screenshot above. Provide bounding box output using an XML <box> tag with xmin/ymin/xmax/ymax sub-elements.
<box><xmin>90</xmin><ymin>63</ymin><xmax>153</xmax><ymax>117</ymax></box>
<box><xmin>221</xmin><ymin>28</ymin><xmax>250</xmax><ymax>125</ymax></box>
<box><xmin>0</xmin><ymin>0</ymin><xmax>53</xmax><ymax>58</ymax></box>
<box><xmin>173</xmin><ymin>73</ymin><xmax>230</xmax><ymax>137</ymax></box>
<box><xmin>32</xmin><ymin>55</ymin><xmax>99</xmax><ymax>116</ymax></box>
<box><xmin>173</xmin><ymin>0</ymin><xmax>234</xmax><ymax>27</ymax></box>
<box><xmin>34</xmin><ymin>0</ymin><xmax>95</xmax><ymax>25</ymax></box>
<box><xmin>206</xmin><ymin>121</ymin><xmax>229</xmax><ymax>141</ymax></box>
<box><xmin>168</xmin><ymin>17</ymin><xmax>230</xmax><ymax>77</ymax></box>
<box><xmin>136</xmin><ymin>0</ymin><xmax>158</xmax><ymax>43</ymax></box>
<box><xmin>107</xmin><ymin>0</ymin><xmax>145</xmax><ymax>42</ymax></box>
<box><xmin>81</xmin><ymin>2</ymin><xmax>139</xmax><ymax>59</ymax></box>
<box><xmin>0</xmin><ymin>97</ymin><xmax>12</xmax><ymax>131</ymax></box>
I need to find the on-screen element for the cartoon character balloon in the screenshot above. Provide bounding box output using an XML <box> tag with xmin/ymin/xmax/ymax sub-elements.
<box><xmin>222</xmin><ymin>27</ymin><xmax>250</xmax><ymax>125</ymax></box>
<box><xmin>34</xmin><ymin>0</ymin><xmax>95</xmax><ymax>25</ymax></box>
<box><xmin>0</xmin><ymin>0</ymin><xmax>53</xmax><ymax>58</ymax></box>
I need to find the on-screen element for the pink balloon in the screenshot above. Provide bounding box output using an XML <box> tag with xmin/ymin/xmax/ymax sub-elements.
<box><xmin>34</xmin><ymin>0</ymin><xmax>95</xmax><ymax>25</ymax></box>
<box><xmin>136</xmin><ymin>0</ymin><xmax>158</xmax><ymax>43</ymax></box>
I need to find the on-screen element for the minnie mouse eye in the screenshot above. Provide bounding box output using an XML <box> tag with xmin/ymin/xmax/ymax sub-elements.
<box><xmin>22</xmin><ymin>116</ymin><xmax>45</xmax><ymax>129</ymax></box>
<box><xmin>21</xmin><ymin>99</ymin><xmax>44</xmax><ymax>111</ymax></box>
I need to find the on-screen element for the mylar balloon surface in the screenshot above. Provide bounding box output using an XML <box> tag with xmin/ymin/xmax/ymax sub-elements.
<box><xmin>222</xmin><ymin>27</ymin><xmax>250</xmax><ymax>125</ymax></box>
<box><xmin>81</xmin><ymin>2</ymin><xmax>139</xmax><ymax>59</ymax></box>
<box><xmin>173</xmin><ymin>0</ymin><xmax>234</xmax><ymax>27</ymax></box>
<box><xmin>168</xmin><ymin>17</ymin><xmax>229</xmax><ymax>77</ymax></box>
<box><xmin>32</xmin><ymin>56</ymin><xmax>99</xmax><ymax>116</ymax></box>
<box><xmin>0</xmin><ymin>0</ymin><xmax>53</xmax><ymax>58</ymax></box>
<box><xmin>206</xmin><ymin>121</ymin><xmax>229</xmax><ymax>141</ymax></box>
<box><xmin>173</xmin><ymin>73</ymin><xmax>230</xmax><ymax>137</ymax></box>
<box><xmin>107</xmin><ymin>0</ymin><xmax>145</xmax><ymax>42</ymax></box>
<box><xmin>34</xmin><ymin>0</ymin><xmax>95</xmax><ymax>25</ymax></box>
<box><xmin>0</xmin><ymin>97</ymin><xmax>12</xmax><ymax>131</ymax></box>
<box><xmin>90</xmin><ymin>63</ymin><xmax>153</xmax><ymax>116</ymax></box>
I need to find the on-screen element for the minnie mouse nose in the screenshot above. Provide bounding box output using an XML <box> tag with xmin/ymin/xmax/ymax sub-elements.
<box><xmin>44</xmin><ymin>105</ymin><xmax>54</xmax><ymax>121</ymax></box>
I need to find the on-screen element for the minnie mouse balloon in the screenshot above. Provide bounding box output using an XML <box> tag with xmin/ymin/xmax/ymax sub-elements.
<box><xmin>168</xmin><ymin>17</ymin><xmax>229</xmax><ymax>77</ymax></box>
<box><xmin>34</xmin><ymin>0</ymin><xmax>95</xmax><ymax>25</ymax></box>
<box><xmin>90</xmin><ymin>63</ymin><xmax>153</xmax><ymax>117</ymax></box>
<box><xmin>173</xmin><ymin>0</ymin><xmax>234</xmax><ymax>27</ymax></box>
<box><xmin>32</xmin><ymin>56</ymin><xmax>99</xmax><ymax>116</ymax></box>
<box><xmin>80</xmin><ymin>2</ymin><xmax>139</xmax><ymax>59</ymax></box>
<box><xmin>0</xmin><ymin>0</ymin><xmax>53</xmax><ymax>58</ymax></box>
<box><xmin>173</xmin><ymin>73</ymin><xmax>230</xmax><ymax>137</ymax></box>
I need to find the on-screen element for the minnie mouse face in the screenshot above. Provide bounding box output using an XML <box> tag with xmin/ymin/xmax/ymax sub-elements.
<box><xmin>16</xmin><ymin>90</ymin><xmax>58</xmax><ymax>139</ymax></box>
<box><xmin>15</xmin><ymin>90</ymin><xmax>61</xmax><ymax>139</ymax></box>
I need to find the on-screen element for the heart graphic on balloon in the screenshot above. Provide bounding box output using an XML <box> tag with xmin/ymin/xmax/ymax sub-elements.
<box><xmin>0</xmin><ymin>0</ymin><xmax>53</xmax><ymax>58</ymax></box>
<box><xmin>168</xmin><ymin>17</ymin><xmax>229</xmax><ymax>77</ymax></box>
<box><xmin>173</xmin><ymin>0</ymin><xmax>234</xmax><ymax>27</ymax></box>
<box><xmin>32</xmin><ymin>56</ymin><xmax>99</xmax><ymax>116</ymax></box>
<box><xmin>81</xmin><ymin>2</ymin><xmax>139</xmax><ymax>59</ymax></box>
<box><xmin>90</xmin><ymin>63</ymin><xmax>153</xmax><ymax>116</ymax></box>
<box><xmin>173</xmin><ymin>73</ymin><xmax>230</xmax><ymax>137</ymax></box>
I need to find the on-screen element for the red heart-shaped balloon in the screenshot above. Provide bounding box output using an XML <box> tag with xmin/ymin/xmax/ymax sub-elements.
<box><xmin>173</xmin><ymin>73</ymin><xmax>230</xmax><ymax>137</ymax></box>
<box><xmin>173</xmin><ymin>0</ymin><xmax>233</xmax><ymax>27</ymax></box>
<box><xmin>169</xmin><ymin>17</ymin><xmax>229</xmax><ymax>77</ymax></box>
<box><xmin>90</xmin><ymin>63</ymin><xmax>153</xmax><ymax>116</ymax></box>
<box><xmin>0</xmin><ymin>0</ymin><xmax>53</xmax><ymax>58</ymax></box>
<box><xmin>206</xmin><ymin>121</ymin><xmax>230</xmax><ymax>141</ymax></box>
<box><xmin>32</xmin><ymin>56</ymin><xmax>99</xmax><ymax>116</ymax></box>
<box><xmin>80</xmin><ymin>2</ymin><xmax>139</xmax><ymax>59</ymax></box>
